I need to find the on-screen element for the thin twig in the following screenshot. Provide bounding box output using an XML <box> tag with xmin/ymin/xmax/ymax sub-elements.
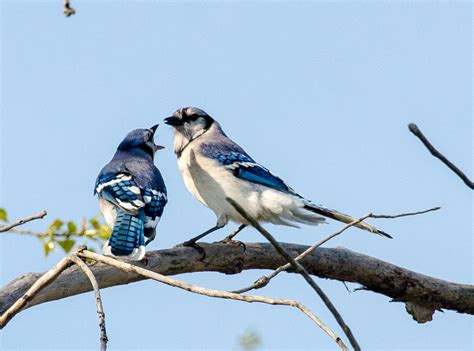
<box><xmin>0</xmin><ymin>255</ymin><xmax>72</xmax><ymax>328</ymax></box>
<box><xmin>70</xmin><ymin>254</ymin><xmax>108</xmax><ymax>351</ymax></box>
<box><xmin>78</xmin><ymin>250</ymin><xmax>348</xmax><ymax>350</ymax></box>
<box><xmin>233</xmin><ymin>207</ymin><xmax>441</xmax><ymax>294</ymax></box>
<box><xmin>63</xmin><ymin>0</ymin><xmax>76</xmax><ymax>17</ymax></box>
<box><xmin>0</xmin><ymin>210</ymin><xmax>47</xmax><ymax>233</ymax></box>
<box><xmin>226</xmin><ymin>198</ymin><xmax>361</xmax><ymax>351</ymax></box>
<box><xmin>408</xmin><ymin>123</ymin><xmax>473</xmax><ymax>189</ymax></box>
<box><xmin>232</xmin><ymin>216</ymin><xmax>370</xmax><ymax>294</ymax></box>
<box><xmin>7</xmin><ymin>228</ymin><xmax>97</xmax><ymax>239</ymax></box>
<box><xmin>6</xmin><ymin>228</ymin><xmax>48</xmax><ymax>237</ymax></box>
<box><xmin>370</xmin><ymin>207</ymin><xmax>441</xmax><ymax>219</ymax></box>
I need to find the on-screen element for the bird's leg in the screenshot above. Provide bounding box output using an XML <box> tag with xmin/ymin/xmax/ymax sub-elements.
<box><xmin>182</xmin><ymin>224</ymin><xmax>224</xmax><ymax>259</ymax></box>
<box><xmin>218</xmin><ymin>224</ymin><xmax>247</xmax><ymax>251</ymax></box>
<box><xmin>220</xmin><ymin>224</ymin><xmax>247</xmax><ymax>242</ymax></box>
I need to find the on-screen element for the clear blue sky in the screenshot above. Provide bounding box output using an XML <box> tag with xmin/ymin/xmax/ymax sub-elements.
<box><xmin>1</xmin><ymin>1</ymin><xmax>472</xmax><ymax>350</ymax></box>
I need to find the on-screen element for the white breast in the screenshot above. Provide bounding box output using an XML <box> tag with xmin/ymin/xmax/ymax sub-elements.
<box><xmin>99</xmin><ymin>198</ymin><xmax>117</xmax><ymax>228</ymax></box>
<box><xmin>175</xmin><ymin>130</ymin><xmax>308</xmax><ymax>228</ymax></box>
<box><xmin>178</xmin><ymin>144</ymin><xmax>263</xmax><ymax>224</ymax></box>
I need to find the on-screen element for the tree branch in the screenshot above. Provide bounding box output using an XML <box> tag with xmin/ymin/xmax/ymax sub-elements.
<box><xmin>228</xmin><ymin>198</ymin><xmax>361</xmax><ymax>350</ymax></box>
<box><xmin>0</xmin><ymin>254</ymin><xmax>72</xmax><ymax>328</ymax></box>
<box><xmin>232</xmin><ymin>207</ymin><xmax>440</xmax><ymax>294</ymax></box>
<box><xmin>77</xmin><ymin>250</ymin><xmax>347</xmax><ymax>350</ymax></box>
<box><xmin>1</xmin><ymin>243</ymin><xmax>472</xmax><ymax>320</ymax></box>
<box><xmin>408</xmin><ymin>123</ymin><xmax>473</xmax><ymax>189</ymax></box>
<box><xmin>0</xmin><ymin>210</ymin><xmax>47</xmax><ymax>233</ymax></box>
<box><xmin>69</xmin><ymin>254</ymin><xmax>108</xmax><ymax>351</ymax></box>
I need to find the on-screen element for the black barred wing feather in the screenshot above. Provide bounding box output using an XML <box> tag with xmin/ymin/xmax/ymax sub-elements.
<box><xmin>95</xmin><ymin>173</ymin><xmax>145</xmax><ymax>214</ymax></box>
<box><xmin>143</xmin><ymin>188</ymin><xmax>167</xmax><ymax>235</ymax></box>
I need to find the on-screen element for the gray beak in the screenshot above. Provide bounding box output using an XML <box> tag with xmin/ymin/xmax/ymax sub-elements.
<box><xmin>148</xmin><ymin>124</ymin><xmax>164</xmax><ymax>150</ymax></box>
<box><xmin>164</xmin><ymin>116</ymin><xmax>183</xmax><ymax>126</ymax></box>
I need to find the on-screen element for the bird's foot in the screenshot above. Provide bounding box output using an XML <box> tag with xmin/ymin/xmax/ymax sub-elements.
<box><xmin>216</xmin><ymin>237</ymin><xmax>247</xmax><ymax>252</ymax></box>
<box><xmin>180</xmin><ymin>240</ymin><xmax>207</xmax><ymax>260</ymax></box>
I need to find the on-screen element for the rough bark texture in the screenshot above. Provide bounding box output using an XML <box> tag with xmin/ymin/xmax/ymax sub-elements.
<box><xmin>1</xmin><ymin>243</ymin><xmax>473</xmax><ymax>319</ymax></box>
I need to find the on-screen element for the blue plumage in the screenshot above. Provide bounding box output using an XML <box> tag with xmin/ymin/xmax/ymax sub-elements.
<box><xmin>235</xmin><ymin>165</ymin><xmax>292</xmax><ymax>193</ymax></box>
<box><xmin>109</xmin><ymin>210</ymin><xmax>145</xmax><ymax>256</ymax></box>
<box><xmin>201</xmin><ymin>143</ymin><xmax>294</xmax><ymax>194</ymax></box>
<box><xmin>164</xmin><ymin>107</ymin><xmax>391</xmax><ymax>247</ymax></box>
<box><xmin>95</xmin><ymin>126</ymin><xmax>167</xmax><ymax>260</ymax></box>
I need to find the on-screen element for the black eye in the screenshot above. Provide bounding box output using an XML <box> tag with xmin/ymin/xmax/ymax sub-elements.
<box><xmin>183</xmin><ymin>113</ymin><xmax>199</xmax><ymax>122</ymax></box>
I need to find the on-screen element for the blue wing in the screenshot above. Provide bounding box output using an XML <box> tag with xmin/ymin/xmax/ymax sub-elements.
<box><xmin>234</xmin><ymin>164</ymin><xmax>293</xmax><ymax>193</ymax></box>
<box><xmin>95</xmin><ymin>173</ymin><xmax>145</xmax><ymax>213</ymax></box>
<box><xmin>143</xmin><ymin>188</ymin><xmax>167</xmax><ymax>238</ymax></box>
<box><xmin>200</xmin><ymin>143</ymin><xmax>295</xmax><ymax>194</ymax></box>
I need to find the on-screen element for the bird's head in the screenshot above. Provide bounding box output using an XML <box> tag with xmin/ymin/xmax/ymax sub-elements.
<box><xmin>164</xmin><ymin>107</ymin><xmax>214</xmax><ymax>141</ymax></box>
<box><xmin>117</xmin><ymin>125</ymin><xmax>164</xmax><ymax>157</ymax></box>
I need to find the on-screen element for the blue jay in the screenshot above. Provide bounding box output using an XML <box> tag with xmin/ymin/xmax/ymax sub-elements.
<box><xmin>164</xmin><ymin>107</ymin><xmax>390</xmax><ymax>250</ymax></box>
<box><xmin>95</xmin><ymin>125</ymin><xmax>168</xmax><ymax>260</ymax></box>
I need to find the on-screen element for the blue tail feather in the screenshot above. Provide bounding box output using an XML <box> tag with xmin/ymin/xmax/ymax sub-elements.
<box><xmin>109</xmin><ymin>210</ymin><xmax>145</xmax><ymax>256</ymax></box>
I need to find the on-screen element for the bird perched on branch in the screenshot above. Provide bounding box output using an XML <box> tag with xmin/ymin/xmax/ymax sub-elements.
<box><xmin>95</xmin><ymin>125</ymin><xmax>167</xmax><ymax>260</ymax></box>
<box><xmin>164</xmin><ymin>107</ymin><xmax>390</xmax><ymax>254</ymax></box>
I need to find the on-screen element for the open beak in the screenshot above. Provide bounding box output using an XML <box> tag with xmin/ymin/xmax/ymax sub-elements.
<box><xmin>164</xmin><ymin>116</ymin><xmax>183</xmax><ymax>126</ymax></box>
<box><xmin>149</xmin><ymin>124</ymin><xmax>159</xmax><ymax>135</ymax></box>
<box><xmin>148</xmin><ymin>124</ymin><xmax>164</xmax><ymax>150</ymax></box>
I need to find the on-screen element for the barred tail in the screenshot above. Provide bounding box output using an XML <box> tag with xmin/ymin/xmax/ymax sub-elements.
<box><xmin>103</xmin><ymin>209</ymin><xmax>146</xmax><ymax>260</ymax></box>
<box><xmin>303</xmin><ymin>203</ymin><xmax>392</xmax><ymax>238</ymax></box>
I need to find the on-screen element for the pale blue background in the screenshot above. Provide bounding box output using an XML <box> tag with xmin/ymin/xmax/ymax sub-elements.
<box><xmin>1</xmin><ymin>1</ymin><xmax>472</xmax><ymax>350</ymax></box>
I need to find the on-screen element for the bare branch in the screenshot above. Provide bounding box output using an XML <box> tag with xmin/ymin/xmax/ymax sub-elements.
<box><xmin>409</xmin><ymin>123</ymin><xmax>473</xmax><ymax>189</ymax></box>
<box><xmin>70</xmin><ymin>254</ymin><xmax>108</xmax><ymax>351</ymax></box>
<box><xmin>7</xmin><ymin>228</ymin><xmax>102</xmax><ymax>241</ymax></box>
<box><xmin>227</xmin><ymin>198</ymin><xmax>361</xmax><ymax>351</ymax></box>
<box><xmin>78</xmin><ymin>250</ymin><xmax>347</xmax><ymax>350</ymax></box>
<box><xmin>233</xmin><ymin>207</ymin><xmax>441</xmax><ymax>294</ymax></box>
<box><xmin>233</xmin><ymin>216</ymin><xmax>370</xmax><ymax>294</ymax></box>
<box><xmin>0</xmin><ymin>254</ymin><xmax>72</xmax><ymax>329</ymax></box>
<box><xmin>1</xmin><ymin>244</ymin><xmax>472</xmax><ymax>320</ymax></box>
<box><xmin>0</xmin><ymin>210</ymin><xmax>47</xmax><ymax>233</ymax></box>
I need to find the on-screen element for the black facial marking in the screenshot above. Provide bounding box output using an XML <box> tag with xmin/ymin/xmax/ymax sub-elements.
<box><xmin>203</xmin><ymin>115</ymin><xmax>214</xmax><ymax>129</ymax></box>
<box><xmin>180</xmin><ymin>108</ymin><xmax>214</xmax><ymax>130</ymax></box>
<box><xmin>181</xmin><ymin>113</ymin><xmax>199</xmax><ymax>123</ymax></box>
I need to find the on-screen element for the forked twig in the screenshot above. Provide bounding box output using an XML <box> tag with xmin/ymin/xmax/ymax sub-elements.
<box><xmin>227</xmin><ymin>198</ymin><xmax>361</xmax><ymax>351</ymax></box>
<box><xmin>233</xmin><ymin>207</ymin><xmax>441</xmax><ymax>294</ymax></box>
<box><xmin>409</xmin><ymin>123</ymin><xmax>473</xmax><ymax>189</ymax></box>
<box><xmin>77</xmin><ymin>250</ymin><xmax>348</xmax><ymax>350</ymax></box>
<box><xmin>0</xmin><ymin>244</ymin><xmax>108</xmax><ymax>351</ymax></box>
<box><xmin>70</xmin><ymin>254</ymin><xmax>108</xmax><ymax>351</ymax></box>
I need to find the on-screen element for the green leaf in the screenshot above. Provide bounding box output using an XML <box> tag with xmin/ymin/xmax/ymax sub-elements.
<box><xmin>43</xmin><ymin>241</ymin><xmax>55</xmax><ymax>256</ymax></box>
<box><xmin>67</xmin><ymin>221</ymin><xmax>77</xmax><ymax>234</ymax></box>
<box><xmin>89</xmin><ymin>217</ymin><xmax>100</xmax><ymax>230</ymax></box>
<box><xmin>58</xmin><ymin>239</ymin><xmax>75</xmax><ymax>253</ymax></box>
<box><xmin>49</xmin><ymin>219</ymin><xmax>64</xmax><ymax>232</ymax></box>
<box><xmin>0</xmin><ymin>208</ymin><xmax>7</xmax><ymax>222</ymax></box>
